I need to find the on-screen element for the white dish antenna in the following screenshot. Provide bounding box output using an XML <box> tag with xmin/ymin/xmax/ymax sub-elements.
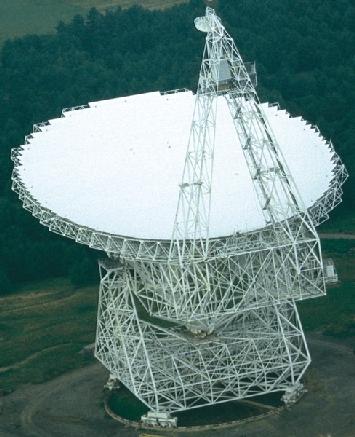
<box><xmin>14</xmin><ymin>91</ymin><xmax>340</xmax><ymax>241</ymax></box>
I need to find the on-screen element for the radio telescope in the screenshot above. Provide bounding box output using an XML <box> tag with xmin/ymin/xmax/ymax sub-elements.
<box><xmin>11</xmin><ymin>7</ymin><xmax>347</xmax><ymax>428</ymax></box>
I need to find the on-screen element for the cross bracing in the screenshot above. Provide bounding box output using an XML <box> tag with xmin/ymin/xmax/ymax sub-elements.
<box><xmin>11</xmin><ymin>6</ymin><xmax>348</xmax><ymax>425</ymax></box>
<box><xmin>11</xmin><ymin>98</ymin><xmax>347</xmax><ymax>263</ymax></box>
<box><xmin>95</xmin><ymin>259</ymin><xmax>310</xmax><ymax>413</ymax></box>
<box><xmin>10</xmin><ymin>163</ymin><xmax>347</xmax><ymax>262</ymax></box>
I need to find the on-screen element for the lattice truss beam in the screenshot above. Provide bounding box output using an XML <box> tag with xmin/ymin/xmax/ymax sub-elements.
<box><xmin>95</xmin><ymin>260</ymin><xmax>310</xmax><ymax>412</ymax></box>
<box><xmin>93</xmin><ymin>7</ymin><xmax>345</xmax><ymax>416</ymax></box>
<box><xmin>11</xmin><ymin>119</ymin><xmax>347</xmax><ymax>261</ymax></box>
<box><xmin>9</xmin><ymin>6</ymin><xmax>348</xmax><ymax>419</ymax></box>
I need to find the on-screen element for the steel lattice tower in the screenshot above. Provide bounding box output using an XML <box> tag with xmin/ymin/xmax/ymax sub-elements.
<box><xmin>94</xmin><ymin>8</ymin><xmax>325</xmax><ymax>426</ymax></box>
<box><xmin>11</xmin><ymin>6</ymin><xmax>348</xmax><ymax>429</ymax></box>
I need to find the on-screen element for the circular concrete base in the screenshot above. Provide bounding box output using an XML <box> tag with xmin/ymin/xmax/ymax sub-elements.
<box><xmin>104</xmin><ymin>390</ymin><xmax>284</xmax><ymax>432</ymax></box>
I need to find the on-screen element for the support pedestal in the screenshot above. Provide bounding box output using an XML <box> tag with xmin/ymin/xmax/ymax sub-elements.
<box><xmin>141</xmin><ymin>411</ymin><xmax>177</xmax><ymax>428</ymax></box>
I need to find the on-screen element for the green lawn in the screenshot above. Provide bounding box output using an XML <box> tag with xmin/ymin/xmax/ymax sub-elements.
<box><xmin>0</xmin><ymin>278</ymin><xmax>98</xmax><ymax>393</ymax></box>
<box><xmin>0</xmin><ymin>0</ymin><xmax>187</xmax><ymax>46</ymax></box>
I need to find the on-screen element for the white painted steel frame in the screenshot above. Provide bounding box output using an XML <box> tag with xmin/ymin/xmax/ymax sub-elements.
<box><xmin>11</xmin><ymin>6</ymin><xmax>348</xmax><ymax>422</ymax></box>
<box><xmin>10</xmin><ymin>105</ymin><xmax>347</xmax><ymax>261</ymax></box>
<box><xmin>93</xmin><ymin>7</ymin><xmax>344</xmax><ymax>417</ymax></box>
<box><xmin>95</xmin><ymin>259</ymin><xmax>310</xmax><ymax>413</ymax></box>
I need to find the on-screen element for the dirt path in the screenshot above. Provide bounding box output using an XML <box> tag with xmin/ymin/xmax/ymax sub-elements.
<box><xmin>0</xmin><ymin>289</ymin><xmax>78</xmax><ymax>316</ymax></box>
<box><xmin>18</xmin><ymin>364</ymin><xmax>109</xmax><ymax>437</ymax></box>
<box><xmin>0</xmin><ymin>344</ymin><xmax>70</xmax><ymax>374</ymax></box>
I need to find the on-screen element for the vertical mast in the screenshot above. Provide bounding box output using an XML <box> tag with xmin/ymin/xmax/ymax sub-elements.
<box><xmin>171</xmin><ymin>7</ymin><xmax>321</xmax><ymax>264</ymax></box>
<box><xmin>170</xmin><ymin>10</ymin><xmax>225</xmax><ymax>261</ymax></box>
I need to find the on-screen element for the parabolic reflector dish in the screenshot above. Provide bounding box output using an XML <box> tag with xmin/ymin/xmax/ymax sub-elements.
<box><xmin>10</xmin><ymin>5</ymin><xmax>350</xmax><ymax>419</ymax></box>
<box><xmin>12</xmin><ymin>90</ymin><xmax>344</xmax><ymax>245</ymax></box>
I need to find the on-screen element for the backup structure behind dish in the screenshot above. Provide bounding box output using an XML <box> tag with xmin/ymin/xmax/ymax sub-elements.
<box><xmin>11</xmin><ymin>7</ymin><xmax>347</xmax><ymax>428</ymax></box>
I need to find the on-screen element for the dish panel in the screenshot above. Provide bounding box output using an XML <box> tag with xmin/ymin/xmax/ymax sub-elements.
<box><xmin>17</xmin><ymin>91</ymin><xmax>335</xmax><ymax>240</ymax></box>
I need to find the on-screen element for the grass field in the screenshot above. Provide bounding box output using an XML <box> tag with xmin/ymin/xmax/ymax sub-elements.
<box><xmin>0</xmin><ymin>0</ymin><xmax>187</xmax><ymax>47</ymax></box>
<box><xmin>0</xmin><ymin>278</ymin><xmax>98</xmax><ymax>394</ymax></box>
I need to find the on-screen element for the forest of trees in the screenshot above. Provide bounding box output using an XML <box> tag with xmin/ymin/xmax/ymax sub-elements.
<box><xmin>0</xmin><ymin>0</ymin><xmax>354</xmax><ymax>292</ymax></box>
